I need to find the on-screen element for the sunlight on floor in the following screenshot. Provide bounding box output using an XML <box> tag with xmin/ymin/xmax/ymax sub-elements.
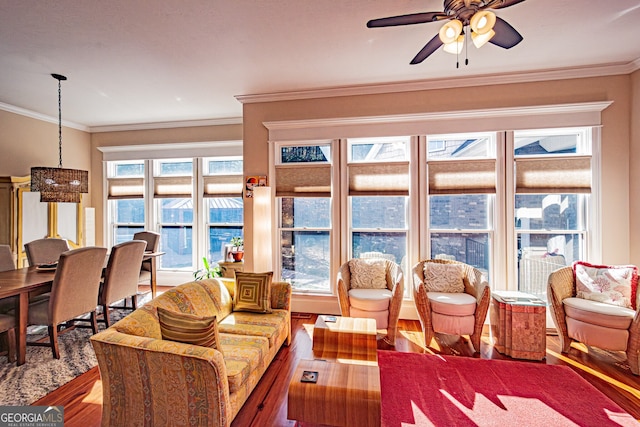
<box><xmin>546</xmin><ymin>348</ymin><xmax>640</xmax><ymax>400</ymax></box>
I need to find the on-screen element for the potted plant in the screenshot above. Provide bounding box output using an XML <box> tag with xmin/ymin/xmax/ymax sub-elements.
<box><xmin>193</xmin><ymin>257</ymin><xmax>222</xmax><ymax>280</ymax></box>
<box><xmin>230</xmin><ymin>236</ymin><xmax>244</xmax><ymax>262</ymax></box>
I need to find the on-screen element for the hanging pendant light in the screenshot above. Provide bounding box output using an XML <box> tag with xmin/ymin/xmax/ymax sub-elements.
<box><xmin>30</xmin><ymin>74</ymin><xmax>88</xmax><ymax>203</ymax></box>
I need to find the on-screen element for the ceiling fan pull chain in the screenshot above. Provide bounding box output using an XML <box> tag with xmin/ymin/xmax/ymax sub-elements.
<box><xmin>465</xmin><ymin>30</ymin><xmax>469</xmax><ymax>66</ymax></box>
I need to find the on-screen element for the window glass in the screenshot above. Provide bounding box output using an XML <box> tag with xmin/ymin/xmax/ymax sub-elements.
<box><xmin>280</xmin><ymin>145</ymin><xmax>330</xmax><ymax>163</ymax></box>
<box><xmin>430</xmin><ymin>195</ymin><xmax>489</xmax><ymax>229</ymax></box>
<box><xmin>159</xmin><ymin>160</ymin><xmax>193</xmax><ymax>175</ymax></box>
<box><xmin>206</xmin><ymin>158</ymin><xmax>243</xmax><ymax>174</ymax></box>
<box><xmin>114</xmin><ymin>226</ymin><xmax>145</xmax><ymax>244</ymax></box>
<box><xmin>515</xmin><ymin>194</ymin><xmax>580</xmax><ymax>231</ymax></box>
<box><xmin>430</xmin><ymin>232</ymin><xmax>490</xmax><ymax>274</ymax></box>
<box><xmin>114</xmin><ymin>162</ymin><xmax>144</xmax><ymax>177</ymax></box>
<box><xmin>427</xmin><ymin>134</ymin><xmax>492</xmax><ymax>159</ymax></box>
<box><xmin>113</xmin><ymin>199</ymin><xmax>145</xmax><ymax>224</ymax></box>
<box><xmin>280</xmin><ymin>197</ymin><xmax>331</xmax><ymax>292</ymax></box>
<box><xmin>515</xmin><ymin>131</ymin><xmax>582</xmax><ymax>156</ymax></box>
<box><xmin>207</xmin><ymin>197</ymin><xmax>243</xmax><ymax>261</ymax></box>
<box><xmin>349</xmin><ymin>137</ymin><xmax>408</xmax><ymax>162</ymax></box>
<box><xmin>352</xmin><ymin>196</ymin><xmax>406</xmax><ymax>229</ymax></box>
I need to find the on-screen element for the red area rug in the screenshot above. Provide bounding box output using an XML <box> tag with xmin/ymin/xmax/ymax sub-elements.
<box><xmin>378</xmin><ymin>350</ymin><xmax>637</xmax><ymax>427</ymax></box>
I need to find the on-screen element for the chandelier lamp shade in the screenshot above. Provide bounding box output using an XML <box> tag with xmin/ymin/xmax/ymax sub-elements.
<box><xmin>30</xmin><ymin>74</ymin><xmax>88</xmax><ymax>203</ymax></box>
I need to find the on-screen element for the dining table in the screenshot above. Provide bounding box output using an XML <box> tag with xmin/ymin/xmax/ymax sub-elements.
<box><xmin>0</xmin><ymin>250</ymin><xmax>164</xmax><ymax>366</ymax></box>
<box><xmin>0</xmin><ymin>266</ymin><xmax>55</xmax><ymax>365</ymax></box>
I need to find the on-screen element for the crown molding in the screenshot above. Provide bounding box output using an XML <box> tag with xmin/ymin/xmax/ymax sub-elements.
<box><xmin>236</xmin><ymin>60</ymin><xmax>640</xmax><ymax>105</ymax></box>
<box><xmin>0</xmin><ymin>102</ymin><xmax>89</xmax><ymax>132</ymax></box>
<box><xmin>89</xmin><ymin>117</ymin><xmax>243</xmax><ymax>133</ymax></box>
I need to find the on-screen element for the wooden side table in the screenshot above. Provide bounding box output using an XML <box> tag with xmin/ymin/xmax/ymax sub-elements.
<box><xmin>490</xmin><ymin>291</ymin><xmax>547</xmax><ymax>360</ymax></box>
<box><xmin>218</xmin><ymin>260</ymin><xmax>243</xmax><ymax>279</ymax></box>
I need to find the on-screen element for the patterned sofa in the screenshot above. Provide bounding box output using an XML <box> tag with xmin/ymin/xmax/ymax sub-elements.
<box><xmin>90</xmin><ymin>277</ymin><xmax>292</xmax><ymax>427</ymax></box>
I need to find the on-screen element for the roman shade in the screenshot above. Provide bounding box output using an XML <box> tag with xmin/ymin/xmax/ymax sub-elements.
<box><xmin>348</xmin><ymin>162</ymin><xmax>409</xmax><ymax>196</ymax></box>
<box><xmin>153</xmin><ymin>176</ymin><xmax>192</xmax><ymax>198</ymax></box>
<box><xmin>203</xmin><ymin>175</ymin><xmax>243</xmax><ymax>197</ymax></box>
<box><xmin>275</xmin><ymin>164</ymin><xmax>331</xmax><ymax>197</ymax></box>
<box><xmin>516</xmin><ymin>156</ymin><xmax>591</xmax><ymax>194</ymax></box>
<box><xmin>428</xmin><ymin>159</ymin><xmax>496</xmax><ymax>195</ymax></box>
<box><xmin>107</xmin><ymin>177</ymin><xmax>144</xmax><ymax>199</ymax></box>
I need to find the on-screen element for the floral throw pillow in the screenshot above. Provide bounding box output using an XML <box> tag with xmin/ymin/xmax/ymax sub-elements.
<box><xmin>573</xmin><ymin>261</ymin><xmax>638</xmax><ymax>309</ymax></box>
<box><xmin>423</xmin><ymin>262</ymin><xmax>464</xmax><ymax>293</ymax></box>
<box><xmin>349</xmin><ymin>259</ymin><xmax>388</xmax><ymax>289</ymax></box>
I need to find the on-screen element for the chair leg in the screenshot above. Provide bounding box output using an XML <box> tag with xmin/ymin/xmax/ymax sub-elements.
<box><xmin>49</xmin><ymin>325</ymin><xmax>60</xmax><ymax>359</ymax></box>
<box><xmin>90</xmin><ymin>311</ymin><xmax>98</xmax><ymax>334</ymax></box>
<box><xmin>470</xmin><ymin>332</ymin><xmax>481</xmax><ymax>354</ymax></box>
<box><xmin>6</xmin><ymin>328</ymin><xmax>16</xmax><ymax>363</ymax></box>
<box><xmin>131</xmin><ymin>294</ymin><xmax>138</xmax><ymax>309</ymax></box>
<box><xmin>102</xmin><ymin>305</ymin><xmax>111</xmax><ymax>328</ymax></box>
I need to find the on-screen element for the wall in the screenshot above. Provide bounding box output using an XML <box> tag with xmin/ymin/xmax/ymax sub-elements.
<box><xmin>0</xmin><ymin>110</ymin><xmax>91</xmax><ymax>181</ymax></box>
<box><xmin>631</xmin><ymin>69</ymin><xmax>640</xmax><ymax>265</ymax></box>
<box><xmin>242</xmin><ymin>75</ymin><xmax>632</xmax><ymax>271</ymax></box>
<box><xmin>90</xmin><ymin>123</ymin><xmax>243</xmax><ymax>245</ymax></box>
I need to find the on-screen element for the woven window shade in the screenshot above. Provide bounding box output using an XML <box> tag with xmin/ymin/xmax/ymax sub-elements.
<box><xmin>516</xmin><ymin>157</ymin><xmax>591</xmax><ymax>193</ymax></box>
<box><xmin>348</xmin><ymin>162</ymin><xmax>409</xmax><ymax>196</ymax></box>
<box><xmin>203</xmin><ymin>175</ymin><xmax>243</xmax><ymax>197</ymax></box>
<box><xmin>275</xmin><ymin>164</ymin><xmax>331</xmax><ymax>197</ymax></box>
<box><xmin>107</xmin><ymin>177</ymin><xmax>144</xmax><ymax>199</ymax></box>
<box><xmin>153</xmin><ymin>176</ymin><xmax>192</xmax><ymax>198</ymax></box>
<box><xmin>428</xmin><ymin>159</ymin><xmax>496</xmax><ymax>195</ymax></box>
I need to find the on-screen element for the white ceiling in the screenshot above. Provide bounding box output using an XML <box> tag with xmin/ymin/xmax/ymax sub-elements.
<box><xmin>1</xmin><ymin>0</ymin><xmax>639</xmax><ymax>129</ymax></box>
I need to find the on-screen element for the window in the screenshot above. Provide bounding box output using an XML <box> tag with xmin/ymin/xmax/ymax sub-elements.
<box><xmin>106</xmin><ymin>150</ymin><xmax>243</xmax><ymax>275</ymax></box>
<box><xmin>107</xmin><ymin>160</ymin><xmax>145</xmax><ymax>244</ymax></box>
<box><xmin>427</xmin><ymin>133</ymin><xmax>495</xmax><ymax>278</ymax></box>
<box><xmin>275</xmin><ymin>142</ymin><xmax>332</xmax><ymax>292</ymax></box>
<box><xmin>203</xmin><ymin>157</ymin><xmax>244</xmax><ymax>261</ymax></box>
<box><xmin>348</xmin><ymin>137</ymin><xmax>410</xmax><ymax>280</ymax></box>
<box><xmin>154</xmin><ymin>159</ymin><xmax>194</xmax><ymax>270</ymax></box>
<box><xmin>514</xmin><ymin>128</ymin><xmax>590</xmax><ymax>300</ymax></box>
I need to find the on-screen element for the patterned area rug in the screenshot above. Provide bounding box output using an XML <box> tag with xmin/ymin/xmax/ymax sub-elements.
<box><xmin>378</xmin><ymin>350</ymin><xmax>638</xmax><ymax>427</ymax></box>
<box><xmin>0</xmin><ymin>298</ymin><xmax>149</xmax><ymax>406</ymax></box>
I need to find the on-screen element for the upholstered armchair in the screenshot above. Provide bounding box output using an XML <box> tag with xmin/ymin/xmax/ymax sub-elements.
<box><xmin>412</xmin><ymin>259</ymin><xmax>490</xmax><ymax>353</ymax></box>
<box><xmin>337</xmin><ymin>258</ymin><xmax>404</xmax><ymax>345</ymax></box>
<box><xmin>548</xmin><ymin>265</ymin><xmax>640</xmax><ymax>375</ymax></box>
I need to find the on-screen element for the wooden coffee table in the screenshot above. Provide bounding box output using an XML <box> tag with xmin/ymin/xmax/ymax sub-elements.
<box><xmin>288</xmin><ymin>358</ymin><xmax>380</xmax><ymax>427</ymax></box>
<box><xmin>490</xmin><ymin>291</ymin><xmax>547</xmax><ymax>360</ymax></box>
<box><xmin>288</xmin><ymin>316</ymin><xmax>381</xmax><ymax>426</ymax></box>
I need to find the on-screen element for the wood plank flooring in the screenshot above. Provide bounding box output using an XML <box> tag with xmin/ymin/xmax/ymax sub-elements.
<box><xmin>35</xmin><ymin>314</ymin><xmax>640</xmax><ymax>426</ymax></box>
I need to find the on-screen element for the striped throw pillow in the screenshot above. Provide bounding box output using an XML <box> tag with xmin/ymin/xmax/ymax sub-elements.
<box><xmin>157</xmin><ymin>307</ymin><xmax>222</xmax><ymax>354</ymax></box>
<box><xmin>233</xmin><ymin>271</ymin><xmax>273</xmax><ymax>313</ymax></box>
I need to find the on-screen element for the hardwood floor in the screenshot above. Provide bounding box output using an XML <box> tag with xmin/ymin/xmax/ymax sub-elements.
<box><xmin>35</xmin><ymin>314</ymin><xmax>640</xmax><ymax>426</ymax></box>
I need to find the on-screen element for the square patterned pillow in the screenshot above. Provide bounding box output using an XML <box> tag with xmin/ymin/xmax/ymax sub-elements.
<box><xmin>573</xmin><ymin>261</ymin><xmax>638</xmax><ymax>309</ymax></box>
<box><xmin>233</xmin><ymin>271</ymin><xmax>273</xmax><ymax>313</ymax></box>
<box><xmin>423</xmin><ymin>262</ymin><xmax>464</xmax><ymax>293</ymax></box>
<box><xmin>348</xmin><ymin>258</ymin><xmax>388</xmax><ymax>289</ymax></box>
<box><xmin>157</xmin><ymin>307</ymin><xmax>222</xmax><ymax>354</ymax></box>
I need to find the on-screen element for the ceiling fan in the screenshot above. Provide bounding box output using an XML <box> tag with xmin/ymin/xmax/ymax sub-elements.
<box><xmin>367</xmin><ymin>0</ymin><xmax>526</xmax><ymax>66</ymax></box>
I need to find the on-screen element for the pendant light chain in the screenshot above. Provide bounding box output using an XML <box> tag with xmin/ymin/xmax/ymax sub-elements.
<box><xmin>57</xmin><ymin>77</ymin><xmax>63</xmax><ymax>168</ymax></box>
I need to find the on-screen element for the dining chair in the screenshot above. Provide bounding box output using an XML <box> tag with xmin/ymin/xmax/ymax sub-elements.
<box><xmin>0</xmin><ymin>245</ymin><xmax>17</xmax><ymax>315</ymax></box>
<box><xmin>27</xmin><ymin>246</ymin><xmax>107</xmax><ymax>359</ymax></box>
<box><xmin>0</xmin><ymin>314</ymin><xmax>16</xmax><ymax>363</ymax></box>
<box><xmin>133</xmin><ymin>231</ymin><xmax>160</xmax><ymax>285</ymax></box>
<box><xmin>24</xmin><ymin>238</ymin><xmax>70</xmax><ymax>266</ymax></box>
<box><xmin>0</xmin><ymin>245</ymin><xmax>14</xmax><ymax>272</ymax></box>
<box><xmin>99</xmin><ymin>240</ymin><xmax>146</xmax><ymax>327</ymax></box>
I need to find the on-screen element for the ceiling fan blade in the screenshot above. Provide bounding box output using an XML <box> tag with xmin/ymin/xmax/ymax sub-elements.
<box><xmin>367</xmin><ymin>12</ymin><xmax>448</xmax><ymax>28</ymax></box>
<box><xmin>484</xmin><ymin>0</ymin><xmax>526</xmax><ymax>9</ymax></box>
<box><xmin>410</xmin><ymin>34</ymin><xmax>444</xmax><ymax>65</ymax></box>
<box><xmin>489</xmin><ymin>16</ymin><xmax>523</xmax><ymax>49</ymax></box>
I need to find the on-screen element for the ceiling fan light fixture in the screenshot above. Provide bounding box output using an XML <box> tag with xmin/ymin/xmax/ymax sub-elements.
<box><xmin>439</xmin><ymin>19</ymin><xmax>463</xmax><ymax>44</ymax></box>
<box><xmin>470</xmin><ymin>10</ymin><xmax>496</xmax><ymax>35</ymax></box>
<box><xmin>443</xmin><ymin>35</ymin><xmax>465</xmax><ymax>54</ymax></box>
<box><xmin>472</xmin><ymin>29</ymin><xmax>495</xmax><ymax>48</ymax></box>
